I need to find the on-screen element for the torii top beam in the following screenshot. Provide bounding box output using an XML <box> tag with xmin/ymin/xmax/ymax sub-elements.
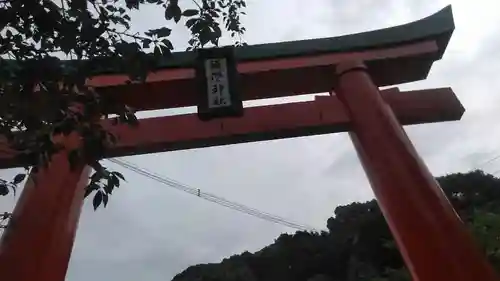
<box><xmin>0</xmin><ymin>6</ymin><xmax>457</xmax><ymax>169</ymax></box>
<box><xmin>90</xmin><ymin>5</ymin><xmax>454</xmax><ymax>112</ymax></box>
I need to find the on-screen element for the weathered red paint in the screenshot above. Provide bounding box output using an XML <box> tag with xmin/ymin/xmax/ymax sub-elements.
<box><xmin>0</xmin><ymin>87</ymin><xmax>464</xmax><ymax>168</ymax></box>
<box><xmin>0</xmin><ymin>135</ymin><xmax>90</xmax><ymax>281</ymax></box>
<box><xmin>334</xmin><ymin>61</ymin><xmax>498</xmax><ymax>281</ymax></box>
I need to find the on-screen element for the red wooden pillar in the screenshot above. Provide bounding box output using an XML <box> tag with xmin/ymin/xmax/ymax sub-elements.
<box><xmin>334</xmin><ymin>61</ymin><xmax>498</xmax><ymax>281</ymax></box>
<box><xmin>0</xmin><ymin>134</ymin><xmax>90</xmax><ymax>281</ymax></box>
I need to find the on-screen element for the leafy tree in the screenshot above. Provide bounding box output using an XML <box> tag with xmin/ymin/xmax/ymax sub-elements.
<box><xmin>0</xmin><ymin>0</ymin><xmax>247</xmax><ymax>208</ymax></box>
<box><xmin>470</xmin><ymin>210</ymin><xmax>500</xmax><ymax>268</ymax></box>
<box><xmin>171</xmin><ymin>171</ymin><xmax>500</xmax><ymax>281</ymax></box>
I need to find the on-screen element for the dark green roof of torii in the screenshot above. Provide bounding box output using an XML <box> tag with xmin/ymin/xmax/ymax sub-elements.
<box><xmin>2</xmin><ymin>6</ymin><xmax>454</xmax><ymax>75</ymax></box>
<box><xmin>151</xmin><ymin>5</ymin><xmax>454</xmax><ymax>70</ymax></box>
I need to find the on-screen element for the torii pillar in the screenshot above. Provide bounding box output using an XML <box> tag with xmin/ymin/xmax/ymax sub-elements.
<box><xmin>0</xmin><ymin>5</ymin><xmax>498</xmax><ymax>281</ymax></box>
<box><xmin>334</xmin><ymin>61</ymin><xmax>498</xmax><ymax>281</ymax></box>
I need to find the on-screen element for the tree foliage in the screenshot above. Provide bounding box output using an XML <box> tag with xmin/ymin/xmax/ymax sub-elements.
<box><xmin>172</xmin><ymin>171</ymin><xmax>500</xmax><ymax>281</ymax></box>
<box><xmin>0</xmin><ymin>0</ymin><xmax>246</xmax><ymax>208</ymax></box>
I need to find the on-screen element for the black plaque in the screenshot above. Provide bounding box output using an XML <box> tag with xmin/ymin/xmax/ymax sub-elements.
<box><xmin>196</xmin><ymin>46</ymin><xmax>243</xmax><ymax>121</ymax></box>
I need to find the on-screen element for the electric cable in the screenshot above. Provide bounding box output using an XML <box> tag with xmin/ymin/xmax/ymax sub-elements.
<box><xmin>107</xmin><ymin>158</ymin><xmax>319</xmax><ymax>232</ymax></box>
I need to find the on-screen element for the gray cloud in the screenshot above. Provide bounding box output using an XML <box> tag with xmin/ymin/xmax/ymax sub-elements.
<box><xmin>2</xmin><ymin>0</ymin><xmax>500</xmax><ymax>280</ymax></box>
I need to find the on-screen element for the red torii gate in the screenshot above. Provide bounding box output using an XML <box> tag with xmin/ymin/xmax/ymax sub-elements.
<box><xmin>0</xmin><ymin>5</ymin><xmax>498</xmax><ymax>281</ymax></box>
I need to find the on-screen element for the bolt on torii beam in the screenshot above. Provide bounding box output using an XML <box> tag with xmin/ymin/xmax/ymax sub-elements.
<box><xmin>0</xmin><ymin>5</ymin><xmax>497</xmax><ymax>281</ymax></box>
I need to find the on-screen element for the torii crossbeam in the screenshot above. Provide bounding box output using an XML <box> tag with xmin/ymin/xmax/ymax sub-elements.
<box><xmin>0</xmin><ymin>5</ymin><xmax>497</xmax><ymax>281</ymax></box>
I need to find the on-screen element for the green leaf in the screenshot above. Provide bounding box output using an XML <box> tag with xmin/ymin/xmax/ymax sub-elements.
<box><xmin>173</xmin><ymin>10</ymin><xmax>182</xmax><ymax>23</ymax></box>
<box><xmin>112</xmin><ymin>171</ymin><xmax>125</xmax><ymax>181</ymax></box>
<box><xmin>186</xmin><ymin>18</ymin><xmax>197</xmax><ymax>28</ymax></box>
<box><xmin>107</xmin><ymin>173</ymin><xmax>119</xmax><ymax>189</ymax></box>
<box><xmin>209</xmin><ymin>10</ymin><xmax>219</xmax><ymax>18</ymax></box>
<box><xmin>125</xmin><ymin>0</ymin><xmax>140</xmax><ymax>9</ymax></box>
<box><xmin>159</xmin><ymin>45</ymin><xmax>171</xmax><ymax>56</ymax></box>
<box><xmin>142</xmin><ymin>38</ymin><xmax>152</xmax><ymax>48</ymax></box>
<box><xmin>164</xmin><ymin>4</ymin><xmax>179</xmax><ymax>20</ymax></box>
<box><xmin>90</xmin><ymin>171</ymin><xmax>101</xmax><ymax>183</ymax></box>
<box><xmin>213</xmin><ymin>25</ymin><xmax>222</xmax><ymax>41</ymax></box>
<box><xmin>161</xmin><ymin>39</ymin><xmax>174</xmax><ymax>50</ymax></box>
<box><xmin>84</xmin><ymin>183</ymin><xmax>99</xmax><ymax>198</ymax></box>
<box><xmin>149</xmin><ymin>27</ymin><xmax>171</xmax><ymax>38</ymax></box>
<box><xmin>103</xmin><ymin>182</ymin><xmax>114</xmax><ymax>194</ymax></box>
<box><xmin>103</xmin><ymin>193</ymin><xmax>109</xmax><ymax>207</ymax></box>
<box><xmin>164</xmin><ymin>4</ymin><xmax>182</xmax><ymax>23</ymax></box>
<box><xmin>0</xmin><ymin>183</ymin><xmax>9</xmax><ymax>196</ymax></box>
<box><xmin>199</xmin><ymin>29</ymin><xmax>211</xmax><ymax>46</ymax></box>
<box><xmin>12</xmin><ymin>174</ymin><xmax>26</xmax><ymax>185</ymax></box>
<box><xmin>105</xmin><ymin>5</ymin><xmax>117</xmax><ymax>12</ymax></box>
<box><xmin>182</xmin><ymin>9</ymin><xmax>199</xmax><ymax>17</ymax></box>
<box><xmin>111</xmin><ymin>174</ymin><xmax>120</xmax><ymax>187</ymax></box>
<box><xmin>93</xmin><ymin>190</ymin><xmax>103</xmax><ymax>210</ymax></box>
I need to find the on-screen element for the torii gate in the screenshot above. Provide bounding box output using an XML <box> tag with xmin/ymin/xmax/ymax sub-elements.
<box><xmin>0</xmin><ymin>5</ymin><xmax>497</xmax><ymax>281</ymax></box>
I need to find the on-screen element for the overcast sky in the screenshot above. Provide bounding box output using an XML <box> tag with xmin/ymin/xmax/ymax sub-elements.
<box><xmin>2</xmin><ymin>0</ymin><xmax>500</xmax><ymax>280</ymax></box>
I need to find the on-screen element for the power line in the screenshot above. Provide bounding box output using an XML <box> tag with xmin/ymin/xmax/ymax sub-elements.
<box><xmin>464</xmin><ymin>152</ymin><xmax>500</xmax><ymax>175</ymax></box>
<box><xmin>475</xmin><ymin>154</ymin><xmax>500</xmax><ymax>170</ymax></box>
<box><xmin>107</xmin><ymin>158</ymin><xmax>319</xmax><ymax>232</ymax></box>
<box><xmin>466</xmin><ymin>152</ymin><xmax>500</xmax><ymax>176</ymax></box>
<box><xmin>108</xmin><ymin>158</ymin><xmax>318</xmax><ymax>231</ymax></box>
